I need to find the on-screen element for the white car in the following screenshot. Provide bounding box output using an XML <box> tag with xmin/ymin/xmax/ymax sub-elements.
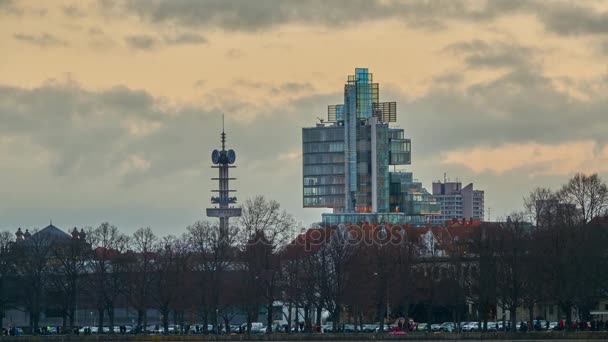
<box><xmin>440</xmin><ymin>322</ymin><xmax>456</xmax><ymax>332</ymax></box>
<box><xmin>462</xmin><ymin>322</ymin><xmax>479</xmax><ymax>332</ymax></box>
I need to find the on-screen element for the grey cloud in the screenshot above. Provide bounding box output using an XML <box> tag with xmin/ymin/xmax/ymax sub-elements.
<box><xmin>391</xmin><ymin>67</ymin><xmax>608</xmax><ymax>159</ymax></box>
<box><xmin>165</xmin><ymin>32</ymin><xmax>207</xmax><ymax>45</ymax></box>
<box><xmin>444</xmin><ymin>39</ymin><xmax>538</xmax><ymax>69</ymax></box>
<box><xmin>272</xmin><ymin>82</ymin><xmax>314</xmax><ymax>94</ymax></box>
<box><xmin>125</xmin><ymin>34</ymin><xmax>158</xmax><ymax>50</ymax></box>
<box><xmin>0</xmin><ymin>0</ymin><xmax>23</xmax><ymax>15</ymax></box>
<box><xmin>62</xmin><ymin>5</ymin><xmax>86</xmax><ymax>18</ymax></box>
<box><xmin>125</xmin><ymin>32</ymin><xmax>207</xmax><ymax>50</ymax></box>
<box><xmin>110</xmin><ymin>0</ymin><xmax>501</xmax><ymax>32</ymax></box>
<box><xmin>537</xmin><ymin>3</ymin><xmax>608</xmax><ymax>36</ymax></box>
<box><xmin>104</xmin><ymin>0</ymin><xmax>608</xmax><ymax>37</ymax></box>
<box><xmin>13</xmin><ymin>33</ymin><xmax>68</xmax><ymax>48</ymax></box>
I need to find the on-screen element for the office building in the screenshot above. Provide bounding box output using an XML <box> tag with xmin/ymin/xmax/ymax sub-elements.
<box><xmin>302</xmin><ymin>68</ymin><xmax>439</xmax><ymax>225</ymax></box>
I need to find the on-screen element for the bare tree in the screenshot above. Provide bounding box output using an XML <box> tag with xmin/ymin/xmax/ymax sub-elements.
<box><xmin>87</xmin><ymin>223</ymin><xmax>129</xmax><ymax>333</ymax></box>
<box><xmin>238</xmin><ymin>195</ymin><xmax>297</xmax><ymax>334</ymax></box>
<box><xmin>50</xmin><ymin>228</ymin><xmax>90</xmax><ymax>331</ymax></box>
<box><xmin>493</xmin><ymin>215</ymin><xmax>531</xmax><ymax>331</ymax></box>
<box><xmin>317</xmin><ymin>225</ymin><xmax>356</xmax><ymax>331</ymax></box>
<box><xmin>0</xmin><ymin>231</ymin><xmax>14</xmax><ymax>331</ymax></box>
<box><xmin>153</xmin><ymin>234</ymin><xmax>190</xmax><ymax>334</ymax></box>
<box><xmin>188</xmin><ymin>220</ymin><xmax>238</xmax><ymax>332</ymax></box>
<box><xmin>13</xmin><ymin>229</ymin><xmax>52</xmax><ymax>334</ymax></box>
<box><xmin>128</xmin><ymin>227</ymin><xmax>157</xmax><ymax>331</ymax></box>
<box><xmin>559</xmin><ymin>173</ymin><xmax>608</xmax><ymax>224</ymax></box>
<box><xmin>523</xmin><ymin>187</ymin><xmax>558</xmax><ymax>227</ymax></box>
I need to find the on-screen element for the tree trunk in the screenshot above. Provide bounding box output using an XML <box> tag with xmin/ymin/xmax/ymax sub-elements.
<box><xmin>304</xmin><ymin>304</ymin><xmax>310</xmax><ymax>333</ymax></box>
<box><xmin>246</xmin><ymin>310</ymin><xmax>252</xmax><ymax>334</ymax></box>
<box><xmin>108</xmin><ymin>304</ymin><xmax>116</xmax><ymax>334</ymax></box>
<box><xmin>97</xmin><ymin>308</ymin><xmax>104</xmax><ymax>333</ymax></box>
<box><xmin>266</xmin><ymin>301</ymin><xmax>273</xmax><ymax>334</ymax></box>
<box><xmin>287</xmin><ymin>302</ymin><xmax>292</xmax><ymax>333</ymax></box>
<box><xmin>161</xmin><ymin>307</ymin><xmax>169</xmax><ymax>334</ymax></box>
<box><xmin>143</xmin><ymin>308</ymin><xmax>148</xmax><ymax>333</ymax></box>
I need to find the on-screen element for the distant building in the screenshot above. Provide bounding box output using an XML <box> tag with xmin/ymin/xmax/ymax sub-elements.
<box><xmin>302</xmin><ymin>68</ymin><xmax>439</xmax><ymax>225</ymax></box>
<box><xmin>430</xmin><ymin>180</ymin><xmax>484</xmax><ymax>225</ymax></box>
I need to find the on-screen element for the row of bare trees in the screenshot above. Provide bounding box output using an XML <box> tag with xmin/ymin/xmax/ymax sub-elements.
<box><xmin>0</xmin><ymin>174</ymin><xmax>607</xmax><ymax>334</ymax></box>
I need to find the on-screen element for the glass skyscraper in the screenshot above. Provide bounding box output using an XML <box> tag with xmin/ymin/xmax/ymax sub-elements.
<box><xmin>303</xmin><ymin>68</ymin><xmax>439</xmax><ymax>226</ymax></box>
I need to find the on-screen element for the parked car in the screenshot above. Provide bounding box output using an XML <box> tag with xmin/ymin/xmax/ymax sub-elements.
<box><xmin>362</xmin><ymin>324</ymin><xmax>378</xmax><ymax>332</ymax></box>
<box><xmin>343</xmin><ymin>324</ymin><xmax>355</xmax><ymax>332</ymax></box>
<box><xmin>462</xmin><ymin>322</ymin><xmax>479</xmax><ymax>332</ymax></box>
<box><xmin>240</xmin><ymin>322</ymin><xmax>265</xmax><ymax>334</ymax></box>
<box><xmin>548</xmin><ymin>321</ymin><xmax>559</xmax><ymax>330</ymax></box>
<box><xmin>440</xmin><ymin>322</ymin><xmax>456</xmax><ymax>332</ymax></box>
<box><xmin>375</xmin><ymin>324</ymin><xmax>398</xmax><ymax>332</ymax></box>
<box><xmin>431</xmin><ymin>324</ymin><xmax>442</xmax><ymax>332</ymax></box>
<box><xmin>417</xmin><ymin>323</ymin><xmax>429</xmax><ymax>331</ymax></box>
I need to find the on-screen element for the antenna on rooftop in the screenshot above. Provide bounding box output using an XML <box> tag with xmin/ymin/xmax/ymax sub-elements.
<box><xmin>221</xmin><ymin>113</ymin><xmax>226</xmax><ymax>150</ymax></box>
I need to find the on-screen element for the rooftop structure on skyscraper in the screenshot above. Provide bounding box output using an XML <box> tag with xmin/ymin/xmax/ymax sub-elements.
<box><xmin>302</xmin><ymin>68</ymin><xmax>439</xmax><ymax>226</ymax></box>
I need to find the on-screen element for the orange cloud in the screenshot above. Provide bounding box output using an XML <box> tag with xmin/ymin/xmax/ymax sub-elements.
<box><xmin>442</xmin><ymin>141</ymin><xmax>608</xmax><ymax>176</ymax></box>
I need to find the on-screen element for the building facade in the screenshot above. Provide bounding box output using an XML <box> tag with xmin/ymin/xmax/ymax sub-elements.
<box><xmin>302</xmin><ymin>68</ymin><xmax>439</xmax><ymax>226</ymax></box>
<box><xmin>430</xmin><ymin>180</ymin><xmax>484</xmax><ymax>225</ymax></box>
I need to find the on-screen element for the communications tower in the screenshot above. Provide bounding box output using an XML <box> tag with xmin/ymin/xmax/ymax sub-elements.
<box><xmin>206</xmin><ymin>116</ymin><xmax>241</xmax><ymax>237</ymax></box>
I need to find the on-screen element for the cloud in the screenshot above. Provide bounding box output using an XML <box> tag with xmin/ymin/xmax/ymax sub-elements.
<box><xmin>104</xmin><ymin>0</ymin><xmax>608</xmax><ymax>37</ymax></box>
<box><xmin>537</xmin><ymin>3</ymin><xmax>608</xmax><ymax>36</ymax></box>
<box><xmin>0</xmin><ymin>0</ymin><xmax>23</xmax><ymax>15</ymax></box>
<box><xmin>272</xmin><ymin>82</ymin><xmax>314</xmax><ymax>93</ymax></box>
<box><xmin>13</xmin><ymin>32</ymin><xmax>68</xmax><ymax>48</ymax></box>
<box><xmin>441</xmin><ymin>141</ymin><xmax>608</xmax><ymax>176</ymax></box>
<box><xmin>444</xmin><ymin>39</ymin><xmax>539</xmax><ymax>69</ymax></box>
<box><xmin>390</xmin><ymin>41</ymin><xmax>608</xmax><ymax>160</ymax></box>
<box><xmin>164</xmin><ymin>32</ymin><xmax>207</xmax><ymax>45</ymax></box>
<box><xmin>125</xmin><ymin>32</ymin><xmax>207</xmax><ymax>50</ymax></box>
<box><xmin>0</xmin><ymin>80</ymin><xmax>340</xmax><ymax>230</ymax></box>
<box><xmin>62</xmin><ymin>5</ymin><xmax>86</xmax><ymax>18</ymax></box>
<box><xmin>125</xmin><ymin>34</ymin><xmax>158</xmax><ymax>50</ymax></box>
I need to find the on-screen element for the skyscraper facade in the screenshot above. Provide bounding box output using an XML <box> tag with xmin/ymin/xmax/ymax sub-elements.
<box><xmin>303</xmin><ymin>68</ymin><xmax>439</xmax><ymax>225</ymax></box>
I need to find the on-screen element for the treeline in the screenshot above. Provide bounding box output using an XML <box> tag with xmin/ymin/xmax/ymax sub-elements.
<box><xmin>0</xmin><ymin>174</ymin><xmax>606</xmax><ymax>335</ymax></box>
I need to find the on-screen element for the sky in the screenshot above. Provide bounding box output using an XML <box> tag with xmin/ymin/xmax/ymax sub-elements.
<box><xmin>1</xmin><ymin>0</ymin><xmax>608</xmax><ymax>235</ymax></box>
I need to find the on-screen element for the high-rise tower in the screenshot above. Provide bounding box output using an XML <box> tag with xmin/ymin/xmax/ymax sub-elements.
<box><xmin>302</xmin><ymin>68</ymin><xmax>440</xmax><ymax>225</ymax></box>
<box><xmin>207</xmin><ymin>116</ymin><xmax>241</xmax><ymax>236</ymax></box>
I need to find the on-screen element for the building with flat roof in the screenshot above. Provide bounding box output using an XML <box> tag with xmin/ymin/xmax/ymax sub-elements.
<box><xmin>302</xmin><ymin>68</ymin><xmax>439</xmax><ymax>226</ymax></box>
<box><xmin>430</xmin><ymin>180</ymin><xmax>484</xmax><ymax>225</ymax></box>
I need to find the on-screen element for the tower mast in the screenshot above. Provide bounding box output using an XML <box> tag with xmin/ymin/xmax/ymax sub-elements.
<box><xmin>206</xmin><ymin>115</ymin><xmax>241</xmax><ymax>240</ymax></box>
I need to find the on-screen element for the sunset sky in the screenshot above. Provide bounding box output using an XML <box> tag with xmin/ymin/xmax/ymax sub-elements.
<box><xmin>1</xmin><ymin>0</ymin><xmax>607</xmax><ymax>234</ymax></box>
